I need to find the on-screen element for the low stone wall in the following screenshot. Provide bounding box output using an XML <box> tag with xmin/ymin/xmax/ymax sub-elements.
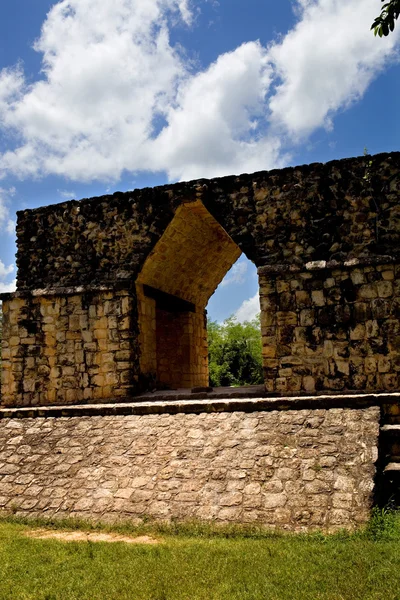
<box><xmin>0</xmin><ymin>400</ymin><xmax>380</xmax><ymax>531</ymax></box>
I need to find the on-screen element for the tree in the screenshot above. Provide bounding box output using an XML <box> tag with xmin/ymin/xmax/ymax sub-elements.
<box><xmin>207</xmin><ymin>315</ymin><xmax>263</xmax><ymax>387</ymax></box>
<box><xmin>371</xmin><ymin>1</ymin><xmax>400</xmax><ymax>36</ymax></box>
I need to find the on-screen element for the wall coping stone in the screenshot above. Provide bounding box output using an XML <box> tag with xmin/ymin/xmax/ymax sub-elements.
<box><xmin>0</xmin><ymin>392</ymin><xmax>397</xmax><ymax>420</ymax></box>
<box><xmin>257</xmin><ymin>255</ymin><xmax>397</xmax><ymax>276</ymax></box>
<box><xmin>16</xmin><ymin>151</ymin><xmax>400</xmax><ymax>218</ymax></box>
<box><xmin>0</xmin><ymin>281</ymin><xmax>134</xmax><ymax>301</ymax></box>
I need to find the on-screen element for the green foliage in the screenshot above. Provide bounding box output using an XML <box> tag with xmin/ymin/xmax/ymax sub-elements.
<box><xmin>207</xmin><ymin>315</ymin><xmax>263</xmax><ymax>387</ymax></box>
<box><xmin>365</xmin><ymin>506</ymin><xmax>400</xmax><ymax>541</ymax></box>
<box><xmin>371</xmin><ymin>0</ymin><xmax>400</xmax><ymax>36</ymax></box>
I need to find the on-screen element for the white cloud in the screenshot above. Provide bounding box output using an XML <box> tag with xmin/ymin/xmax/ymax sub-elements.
<box><xmin>6</xmin><ymin>220</ymin><xmax>15</xmax><ymax>235</ymax></box>
<box><xmin>0</xmin><ymin>242</ymin><xmax>16</xmax><ymax>295</ymax></box>
<box><xmin>0</xmin><ymin>0</ymin><xmax>191</xmax><ymax>182</ymax></box>
<box><xmin>58</xmin><ymin>189</ymin><xmax>76</xmax><ymax>199</ymax></box>
<box><xmin>221</xmin><ymin>260</ymin><xmax>248</xmax><ymax>287</ymax></box>
<box><xmin>268</xmin><ymin>0</ymin><xmax>400</xmax><ymax>138</ymax></box>
<box><xmin>0</xmin><ymin>187</ymin><xmax>16</xmax><ymax>236</ymax></box>
<box><xmin>0</xmin><ymin>65</ymin><xmax>24</xmax><ymax>114</ymax></box>
<box><xmin>152</xmin><ymin>41</ymin><xmax>285</xmax><ymax>180</ymax></box>
<box><xmin>0</xmin><ymin>278</ymin><xmax>16</xmax><ymax>294</ymax></box>
<box><xmin>0</xmin><ymin>0</ymin><xmax>398</xmax><ymax>186</ymax></box>
<box><xmin>0</xmin><ymin>260</ymin><xmax>14</xmax><ymax>280</ymax></box>
<box><xmin>235</xmin><ymin>293</ymin><xmax>260</xmax><ymax>323</ymax></box>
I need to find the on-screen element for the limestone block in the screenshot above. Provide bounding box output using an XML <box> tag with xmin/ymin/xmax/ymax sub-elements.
<box><xmin>311</xmin><ymin>290</ymin><xmax>325</xmax><ymax>307</ymax></box>
<box><xmin>303</xmin><ymin>376</ymin><xmax>316</xmax><ymax>392</ymax></box>
<box><xmin>94</xmin><ymin>329</ymin><xmax>107</xmax><ymax>340</ymax></box>
<box><xmin>277</xmin><ymin>311</ymin><xmax>297</xmax><ymax>326</ymax></box>
<box><xmin>365</xmin><ymin>320</ymin><xmax>379</xmax><ymax>339</ymax></box>
<box><xmin>350</xmin><ymin>324</ymin><xmax>365</xmax><ymax>341</ymax></box>
<box><xmin>358</xmin><ymin>284</ymin><xmax>377</xmax><ymax>300</ymax></box>
<box><xmin>377</xmin><ymin>280</ymin><xmax>393</xmax><ymax>298</ymax></box>
<box><xmin>262</xmin><ymin>346</ymin><xmax>277</xmax><ymax>358</ymax></box>
<box><xmin>381</xmin><ymin>270</ymin><xmax>394</xmax><ymax>281</ymax></box>
<box><xmin>364</xmin><ymin>357</ymin><xmax>377</xmax><ymax>375</ymax></box>
<box><xmin>295</xmin><ymin>291</ymin><xmax>311</xmax><ymax>308</ymax></box>
<box><xmin>9</xmin><ymin>298</ymin><xmax>26</xmax><ymax>312</ymax></box>
<box><xmin>378</xmin><ymin>357</ymin><xmax>391</xmax><ymax>373</ymax></box>
<box><xmin>300</xmin><ymin>309</ymin><xmax>314</xmax><ymax>327</ymax></box>
<box><xmin>350</xmin><ymin>271</ymin><xmax>365</xmax><ymax>286</ymax></box>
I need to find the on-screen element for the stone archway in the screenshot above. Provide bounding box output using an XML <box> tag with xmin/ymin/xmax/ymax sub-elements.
<box><xmin>136</xmin><ymin>200</ymin><xmax>244</xmax><ymax>389</ymax></box>
<box><xmin>1</xmin><ymin>151</ymin><xmax>400</xmax><ymax>407</ymax></box>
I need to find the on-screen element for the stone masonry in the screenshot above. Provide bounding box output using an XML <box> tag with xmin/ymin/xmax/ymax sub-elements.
<box><xmin>135</xmin><ymin>201</ymin><xmax>240</xmax><ymax>389</ymax></box>
<box><xmin>1</xmin><ymin>151</ymin><xmax>399</xmax><ymax>404</ymax></box>
<box><xmin>0</xmin><ymin>403</ymin><xmax>380</xmax><ymax>531</ymax></box>
<box><xmin>260</xmin><ymin>262</ymin><xmax>400</xmax><ymax>394</ymax></box>
<box><xmin>1</xmin><ymin>291</ymin><xmax>138</xmax><ymax>406</ymax></box>
<box><xmin>0</xmin><ymin>152</ymin><xmax>398</xmax><ymax>531</ymax></box>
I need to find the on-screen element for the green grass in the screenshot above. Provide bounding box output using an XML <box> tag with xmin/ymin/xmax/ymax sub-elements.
<box><xmin>0</xmin><ymin>511</ymin><xmax>399</xmax><ymax>600</ymax></box>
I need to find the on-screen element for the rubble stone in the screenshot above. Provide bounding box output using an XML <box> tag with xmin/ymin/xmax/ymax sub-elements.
<box><xmin>0</xmin><ymin>406</ymin><xmax>380</xmax><ymax>531</ymax></box>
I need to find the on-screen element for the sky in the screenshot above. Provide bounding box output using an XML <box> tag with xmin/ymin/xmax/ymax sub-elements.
<box><xmin>0</xmin><ymin>0</ymin><xmax>399</xmax><ymax>323</ymax></box>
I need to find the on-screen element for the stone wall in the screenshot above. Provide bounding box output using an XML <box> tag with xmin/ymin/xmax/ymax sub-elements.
<box><xmin>136</xmin><ymin>284</ymin><xmax>157</xmax><ymax>381</ymax></box>
<box><xmin>1</xmin><ymin>290</ymin><xmax>138</xmax><ymax>407</ymax></box>
<box><xmin>14</xmin><ymin>152</ymin><xmax>400</xmax><ymax>290</ymax></box>
<box><xmin>0</xmin><ymin>403</ymin><xmax>380</xmax><ymax>531</ymax></box>
<box><xmin>2</xmin><ymin>151</ymin><xmax>400</xmax><ymax>404</ymax></box>
<box><xmin>155</xmin><ymin>308</ymin><xmax>208</xmax><ymax>389</ymax></box>
<box><xmin>260</xmin><ymin>261</ymin><xmax>400</xmax><ymax>394</ymax></box>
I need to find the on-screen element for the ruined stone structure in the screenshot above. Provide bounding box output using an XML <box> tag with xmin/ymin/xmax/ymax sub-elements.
<box><xmin>0</xmin><ymin>151</ymin><xmax>399</xmax><ymax>529</ymax></box>
<box><xmin>1</xmin><ymin>151</ymin><xmax>400</xmax><ymax>406</ymax></box>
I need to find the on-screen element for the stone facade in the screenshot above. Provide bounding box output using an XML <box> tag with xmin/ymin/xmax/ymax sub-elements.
<box><xmin>1</xmin><ymin>291</ymin><xmax>138</xmax><ymax>407</ymax></box>
<box><xmin>0</xmin><ymin>403</ymin><xmax>380</xmax><ymax>531</ymax></box>
<box><xmin>260</xmin><ymin>262</ymin><xmax>400</xmax><ymax>394</ymax></box>
<box><xmin>0</xmin><ymin>152</ymin><xmax>398</xmax><ymax>530</ymax></box>
<box><xmin>13</xmin><ymin>152</ymin><xmax>400</xmax><ymax>290</ymax></box>
<box><xmin>1</xmin><ymin>151</ymin><xmax>400</xmax><ymax>405</ymax></box>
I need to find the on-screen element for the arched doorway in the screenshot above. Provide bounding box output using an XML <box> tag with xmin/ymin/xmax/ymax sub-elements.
<box><xmin>136</xmin><ymin>200</ymin><xmax>252</xmax><ymax>390</ymax></box>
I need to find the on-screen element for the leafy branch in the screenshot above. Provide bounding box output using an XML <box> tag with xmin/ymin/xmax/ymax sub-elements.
<box><xmin>371</xmin><ymin>0</ymin><xmax>400</xmax><ymax>36</ymax></box>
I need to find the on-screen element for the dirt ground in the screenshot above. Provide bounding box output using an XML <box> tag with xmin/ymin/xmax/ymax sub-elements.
<box><xmin>25</xmin><ymin>528</ymin><xmax>160</xmax><ymax>545</ymax></box>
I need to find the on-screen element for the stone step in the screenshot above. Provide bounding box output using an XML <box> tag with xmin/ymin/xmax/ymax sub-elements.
<box><xmin>381</xmin><ymin>424</ymin><xmax>400</xmax><ymax>433</ymax></box>
<box><xmin>384</xmin><ymin>462</ymin><xmax>400</xmax><ymax>472</ymax></box>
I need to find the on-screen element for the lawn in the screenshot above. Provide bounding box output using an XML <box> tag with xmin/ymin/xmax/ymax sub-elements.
<box><xmin>0</xmin><ymin>514</ymin><xmax>399</xmax><ymax>600</ymax></box>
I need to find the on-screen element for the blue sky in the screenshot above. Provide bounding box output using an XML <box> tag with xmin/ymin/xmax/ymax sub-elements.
<box><xmin>0</xmin><ymin>0</ymin><xmax>399</xmax><ymax>323</ymax></box>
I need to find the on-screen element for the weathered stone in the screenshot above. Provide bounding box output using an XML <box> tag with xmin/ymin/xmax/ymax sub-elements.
<box><xmin>2</xmin><ymin>151</ymin><xmax>400</xmax><ymax>403</ymax></box>
<box><xmin>0</xmin><ymin>406</ymin><xmax>380</xmax><ymax>531</ymax></box>
<box><xmin>377</xmin><ymin>281</ymin><xmax>393</xmax><ymax>298</ymax></box>
<box><xmin>262</xmin><ymin>493</ymin><xmax>287</xmax><ymax>509</ymax></box>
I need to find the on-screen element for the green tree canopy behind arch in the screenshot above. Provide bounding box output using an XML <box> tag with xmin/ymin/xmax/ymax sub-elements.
<box><xmin>207</xmin><ymin>315</ymin><xmax>263</xmax><ymax>387</ymax></box>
